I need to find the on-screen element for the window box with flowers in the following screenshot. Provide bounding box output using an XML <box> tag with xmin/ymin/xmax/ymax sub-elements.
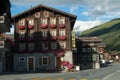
<box><xmin>18</xmin><ymin>19</ymin><xmax>25</xmax><ymax>30</ymax></box>
<box><xmin>28</xmin><ymin>18</ymin><xmax>34</xmax><ymax>29</ymax></box>
<box><xmin>58</xmin><ymin>17</ymin><xmax>65</xmax><ymax>28</ymax></box>
<box><xmin>59</xmin><ymin>36</ymin><xmax>67</xmax><ymax>40</ymax></box>
<box><xmin>50</xmin><ymin>17</ymin><xmax>56</xmax><ymax>28</ymax></box>
<box><xmin>50</xmin><ymin>36</ymin><xmax>57</xmax><ymax>41</ymax></box>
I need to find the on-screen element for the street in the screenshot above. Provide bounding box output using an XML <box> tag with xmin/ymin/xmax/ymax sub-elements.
<box><xmin>0</xmin><ymin>63</ymin><xmax>120</xmax><ymax>80</ymax></box>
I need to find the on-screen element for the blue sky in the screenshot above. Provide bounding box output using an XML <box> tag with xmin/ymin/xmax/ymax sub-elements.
<box><xmin>9</xmin><ymin>0</ymin><xmax>120</xmax><ymax>33</ymax></box>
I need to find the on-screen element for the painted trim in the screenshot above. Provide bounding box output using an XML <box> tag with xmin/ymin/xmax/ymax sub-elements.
<box><xmin>27</xmin><ymin>56</ymin><xmax>35</xmax><ymax>71</ymax></box>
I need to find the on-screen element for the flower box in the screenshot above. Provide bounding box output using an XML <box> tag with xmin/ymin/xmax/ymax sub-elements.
<box><xmin>40</xmin><ymin>24</ymin><xmax>48</xmax><ymax>29</ymax></box>
<box><xmin>50</xmin><ymin>24</ymin><xmax>56</xmax><ymax>28</ymax></box>
<box><xmin>59</xmin><ymin>36</ymin><xmax>66</xmax><ymax>40</ymax></box>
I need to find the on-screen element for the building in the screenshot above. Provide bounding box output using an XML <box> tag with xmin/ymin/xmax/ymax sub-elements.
<box><xmin>12</xmin><ymin>4</ymin><xmax>76</xmax><ymax>72</ymax></box>
<box><xmin>76</xmin><ymin>37</ymin><xmax>103</xmax><ymax>70</ymax></box>
<box><xmin>0</xmin><ymin>33</ymin><xmax>14</xmax><ymax>73</ymax></box>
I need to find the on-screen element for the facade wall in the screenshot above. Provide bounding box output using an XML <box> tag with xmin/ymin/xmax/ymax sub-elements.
<box><xmin>14</xmin><ymin>52</ymin><xmax>56</xmax><ymax>72</ymax></box>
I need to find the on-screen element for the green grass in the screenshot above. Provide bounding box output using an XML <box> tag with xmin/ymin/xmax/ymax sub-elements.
<box><xmin>80</xmin><ymin>18</ymin><xmax>120</xmax><ymax>51</ymax></box>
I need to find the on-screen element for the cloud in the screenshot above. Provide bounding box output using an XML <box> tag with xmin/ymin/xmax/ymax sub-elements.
<box><xmin>73</xmin><ymin>20</ymin><xmax>102</xmax><ymax>32</ymax></box>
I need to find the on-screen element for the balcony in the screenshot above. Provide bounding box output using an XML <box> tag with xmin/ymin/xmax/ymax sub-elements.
<box><xmin>19</xmin><ymin>26</ymin><xmax>25</xmax><ymax>30</ymax></box>
<box><xmin>58</xmin><ymin>24</ymin><xmax>65</xmax><ymax>28</ymax></box>
<box><xmin>28</xmin><ymin>25</ymin><xmax>34</xmax><ymax>29</ymax></box>
<box><xmin>50</xmin><ymin>36</ymin><xmax>57</xmax><ymax>41</ymax></box>
<box><xmin>40</xmin><ymin>24</ymin><xmax>48</xmax><ymax>29</ymax></box>
<box><xmin>41</xmin><ymin>36</ymin><xmax>48</xmax><ymax>41</ymax></box>
<box><xmin>18</xmin><ymin>37</ymin><xmax>25</xmax><ymax>41</ymax></box>
<box><xmin>27</xmin><ymin>37</ymin><xmax>34</xmax><ymax>41</ymax></box>
<box><xmin>59</xmin><ymin>36</ymin><xmax>67</xmax><ymax>40</ymax></box>
<box><xmin>55</xmin><ymin>51</ymin><xmax>64</xmax><ymax>57</ymax></box>
<box><xmin>0</xmin><ymin>15</ymin><xmax>11</xmax><ymax>32</ymax></box>
<box><xmin>42</xmin><ymin>49</ymin><xmax>49</xmax><ymax>53</ymax></box>
<box><xmin>50</xmin><ymin>24</ymin><xmax>56</xmax><ymax>28</ymax></box>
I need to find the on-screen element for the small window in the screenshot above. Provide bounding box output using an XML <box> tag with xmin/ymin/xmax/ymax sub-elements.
<box><xmin>28</xmin><ymin>18</ymin><xmax>34</xmax><ymax>25</ymax></box>
<box><xmin>50</xmin><ymin>17</ymin><xmax>56</xmax><ymax>24</ymax></box>
<box><xmin>59</xmin><ymin>41</ymin><xmax>66</xmax><ymax>49</ymax></box>
<box><xmin>51</xmin><ymin>42</ymin><xmax>57</xmax><ymax>49</ymax></box>
<box><xmin>87</xmin><ymin>48</ymin><xmax>91</xmax><ymax>53</ymax></box>
<box><xmin>28</xmin><ymin>43</ymin><xmax>34</xmax><ymax>50</ymax></box>
<box><xmin>28</xmin><ymin>30</ymin><xmax>34</xmax><ymax>37</ymax></box>
<box><xmin>19</xmin><ymin>31</ymin><xmax>25</xmax><ymax>37</ymax></box>
<box><xmin>92</xmin><ymin>47</ymin><xmax>97</xmax><ymax>52</ymax></box>
<box><xmin>59</xmin><ymin>17</ymin><xmax>65</xmax><ymax>24</ymax></box>
<box><xmin>0</xmin><ymin>41</ymin><xmax>4</xmax><ymax>48</ymax></box>
<box><xmin>59</xmin><ymin>29</ymin><xmax>65</xmax><ymax>36</ymax></box>
<box><xmin>82</xmin><ymin>48</ymin><xmax>86</xmax><ymax>53</ymax></box>
<box><xmin>82</xmin><ymin>43</ymin><xmax>86</xmax><ymax>46</ymax></box>
<box><xmin>42</xmin><ymin>42</ymin><xmax>48</xmax><ymax>49</ymax></box>
<box><xmin>89</xmin><ymin>43</ymin><xmax>94</xmax><ymax>46</ymax></box>
<box><xmin>35</xmin><ymin>12</ymin><xmax>40</xmax><ymax>18</ymax></box>
<box><xmin>42</xmin><ymin>56</ymin><xmax>50</xmax><ymax>65</ymax></box>
<box><xmin>19</xmin><ymin>19</ymin><xmax>25</xmax><ymax>26</ymax></box>
<box><xmin>19</xmin><ymin>57</ymin><xmax>25</xmax><ymax>62</ymax></box>
<box><xmin>19</xmin><ymin>43</ymin><xmax>25</xmax><ymax>50</ymax></box>
<box><xmin>43</xmin><ymin>11</ymin><xmax>49</xmax><ymax>17</ymax></box>
<box><xmin>41</xmin><ymin>18</ymin><xmax>47</xmax><ymax>25</ymax></box>
<box><xmin>50</xmin><ymin>30</ymin><xmax>56</xmax><ymax>36</ymax></box>
<box><xmin>41</xmin><ymin>31</ymin><xmax>48</xmax><ymax>37</ymax></box>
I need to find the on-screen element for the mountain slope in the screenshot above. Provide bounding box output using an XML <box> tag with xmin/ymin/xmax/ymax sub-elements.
<box><xmin>80</xmin><ymin>18</ymin><xmax>120</xmax><ymax>51</ymax></box>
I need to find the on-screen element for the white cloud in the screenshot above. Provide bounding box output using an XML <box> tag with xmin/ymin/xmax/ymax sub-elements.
<box><xmin>73</xmin><ymin>20</ymin><xmax>102</xmax><ymax>33</ymax></box>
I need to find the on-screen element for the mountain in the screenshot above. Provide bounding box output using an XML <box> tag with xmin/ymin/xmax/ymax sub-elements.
<box><xmin>80</xmin><ymin>18</ymin><xmax>120</xmax><ymax>51</ymax></box>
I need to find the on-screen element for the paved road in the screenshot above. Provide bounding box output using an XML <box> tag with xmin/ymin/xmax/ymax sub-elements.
<box><xmin>0</xmin><ymin>63</ymin><xmax>120</xmax><ymax>80</ymax></box>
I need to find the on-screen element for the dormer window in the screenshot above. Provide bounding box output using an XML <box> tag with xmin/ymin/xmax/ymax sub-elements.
<box><xmin>35</xmin><ymin>12</ymin><xmax>40</xmax><ymax>18</ymax></box>
<box><xmin>19</xmin><ymin>19</ymin><xmax>25</xmax><ymax>26</ymax></box>
<box><xmin>59</xmin><ymin>17</ymin><xmax>65</xmax><ymax>24</ymax></box>
<box><xmin>43</xmin><ymin>11</ymin><xmax>49</xmax><ymax>17</ymax></box>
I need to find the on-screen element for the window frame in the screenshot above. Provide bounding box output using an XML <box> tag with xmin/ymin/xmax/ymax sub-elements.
<box><xmin>42</xmin><ymin>42</ymin><xmax>48</xmax><ymax>49</ymax></box>
<box><xmin>19</xmin><ymin>57</ymin><xmax>25</xmax><ymax>62</ymax></box>
<box><xmin>43</xmin><ymin>11</ymin><xmax>49</xmax><ymax>17</ymax></box>
<box><xmin>59</xmin><ymin>41</ymin><xmax>66</xmax><ymax>49</ymax></box>
<box><xmin>51</xmin><ymin>42</ymin><xmax>57</xmax><ymax>49</ymax></box>
<box><xmin>41</xmin><ymin>18</ymin><xmax>48</xmax><ymax>25</ymax></box>
<box><xmin>28</xmin><ymin>18</ymin><xmax>34</xmax><ymax>26</ymax></box>
<box><xmin>35</xmin><ymin>12</ymin><xmax>40</xmax><ymax>18</ymax></box>
<box><xmin>19</xmin><ymin>19</ymin><xmax>25</xmax><ymax>26</ymax></box>
<box><xmin>50</xmin><ymin>29</ymin><xmax>57</xmax><ymax>36</ymax></box>
<box><xmin>19</xmin><ymin>43</ymin><xmax>26</xmax><ymax>50</ymax></box>
<box><xmin>50</xmin><ymin>17</ymin><xmax>56</xmax><ymax>24</ymax></box>
<box><xmin>59</xmin><ymin>29</ymin><xmax>65</xmax><ymax>36</ymax></box>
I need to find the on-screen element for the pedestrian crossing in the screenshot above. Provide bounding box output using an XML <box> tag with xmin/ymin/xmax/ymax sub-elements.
<box><xmin>29</xmin><ymin>77</ymin><xmax>100</xmax><ymax>80</ymax></box>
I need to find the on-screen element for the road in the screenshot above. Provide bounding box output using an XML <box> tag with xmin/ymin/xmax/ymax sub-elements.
<box><xmin>0</xmin><ymin>63</ymin><xmax>120</xmax><ymax>80</ymax></box>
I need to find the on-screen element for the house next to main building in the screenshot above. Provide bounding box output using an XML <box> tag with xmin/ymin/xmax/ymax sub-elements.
<box><xmin>76</xmin><ymin>37</ymin><xmax>105</xmax><ymax>70</ymax></box>
<box><xmin>12</xmin><ymin>4</ymin><xmax>77</xmax><ymax>72</ymax></box>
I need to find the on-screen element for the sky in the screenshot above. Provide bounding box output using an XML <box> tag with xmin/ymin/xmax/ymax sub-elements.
<box><xmin>9</xmin><ymin>0</ymin><xmax>120</xmax><ymax>34</ymax></box>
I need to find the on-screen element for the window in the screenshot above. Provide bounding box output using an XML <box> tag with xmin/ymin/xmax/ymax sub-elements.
<box><xmin>51</xmin><ymin>42</ymin><xmax>57</xmax><ymax>49</ymax></box>
<box><xmin>59</xmin><ymin>17</ymin><xmax>65</xmax><ymax>24</ymax></box>
<box><xmin>28</xmin><ymin>18</ymin><xmax>34</xmax><ymax>25</ymax></box>
<box><xmin>87</xmin><ymin>48</ymin><xmax>91</xmax><ymax>53</ymax></box>
<box><xmin>43</xmin><ymin>11</ymin><xmax>49</xmax><ymax>17</ymax></box>
<box><xmin>50</xmin><ymin>17</ymin><xmax>56</xmax><ymax>24</ymax></box>
<box><xmin>41</xmin><ymin>31</ymin><xmax>48</xmax><ymax>37</ymax></box>
<box><xmin>39</xmin><ymin>56</ymin><xmax>50</xmax><ymax>65</ymax></box>
<box><xmin>50</xmin><ymin>30</ymin><xmax>56</xmax><ymax>36</ymax></box>
<box><xmin>19</xmin><ymin>19</ymin><xmax>25</xmax><ymax>26</ymax></box>
<box><xmin>92</xmin><ymin>47</ymin><xmax>97</xmax><ymax>52</ymax></box>
<box><xmin>82</xmin><ymin>43</ymin><xmax>86</xmax><ymax>46</ymax></box>
<box><xmin>42</xmin><ymin>42</ymin><xmax>48</xmax><ymax>49</ymax></box>
<box><xmin>41</xmin><ymin>18</ymin><xmax>47</xmax><ymax>25</ymax></box>
<box><xmin>59</xmin><ymin>29</ymin><xmax>65</xmax><ymax>36</ymax></box>
<box><xmin>59</xmin><ymin>41</ymin><xmax>66</xmax><ymax>49</ymax></box>
<box><xmin>28</xmin><ymin>30</ymin><xmax>34</xmax><ymax>37</ymax></box>
<box><xmin>35</xmin><ymin>12</ymin><xmax>40</xmax><ymax>18</ymax></box>
<box><xmin>19</xmin><ymin>43</ymin><xmax>25</xmax><ymax>50</ymax></box>
<box><xmin>28</xmin><ymin>43</ymin><xmax>34</xmax><ymax>50</ymax></box>
<box><xmin>0</xmin><ymin>41</ymin><xmax>4</xmax><ymax>48</ymax></box>
<box><xmin>19</xmin><ymin>31</ymin><xmax>25</xmax><ymax>37</ymax></box>
<box><xmin>19</xmin><ymin>57</ymin><xmax>25</xmax><ymax>62</ymax></box>
<box><xmin>82</xmin><ymin>48</ymin><xmax>86</xmax><ymax>53</ymax></box>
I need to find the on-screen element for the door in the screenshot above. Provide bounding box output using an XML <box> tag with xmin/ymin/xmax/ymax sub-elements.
<box><xmin>28</xmin><ymin>57</ymin><xmax>35</xmax><ymax>71</ymax></box>
<box><xmin>56</xmin><ymin>57</ymin><xmax>61</xmax><ymax>69</ymax></box>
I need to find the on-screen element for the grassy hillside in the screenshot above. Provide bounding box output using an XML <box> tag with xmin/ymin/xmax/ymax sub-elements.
<box><xmin>80</xmin><ymin>18</ymin><xmax>120</xmax><ymax>51</ymax></box>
